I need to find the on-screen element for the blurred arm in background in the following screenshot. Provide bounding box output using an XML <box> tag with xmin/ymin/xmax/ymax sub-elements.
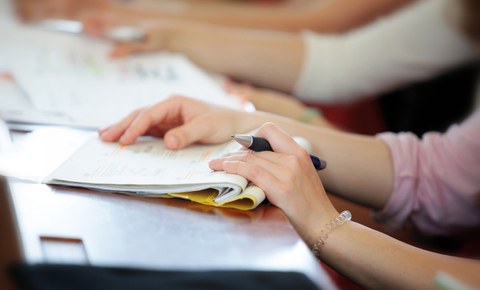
<box><xmin>15</xmin><ymin>0</ymin><xmax>415</xmax><ymax>33</ymax></box>
<box><xmin>83</xmin><ymin>0</ymin><xmax>474</xmax><ymax>104</ymax></box>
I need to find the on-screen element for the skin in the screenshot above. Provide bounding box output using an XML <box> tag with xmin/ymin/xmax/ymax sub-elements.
<box><xmin>84</xmin><ymin>18</ymin><xmax>304</xmax><ymax>93</ymax></box>
<box><xmin>78</xmin><ymin>0</ymin><xmax>414</xmax><ymax>94</ymax></box>
<box><xmin>14</xmin><ymin>0</ymin><xmax>110</xmax><ymax>22</ymax></box>
<box><xmin>226</xmin><ymin>82</ymin><xmax>335</xmax><ymax>128</ymax></box>
<box><xmin>16</xmin><ymin>0</ymin><xmax>414</xmax><ymax>33</ymax></box>
<box><xmin>99</xmin><ymin>96</ymin><xmax>480</xmax><ymax>289</ymax></box>
<box><xmin>109</xmin><ymin>0</ymin><xmax>415</xmax><ymax>33</ymax></box>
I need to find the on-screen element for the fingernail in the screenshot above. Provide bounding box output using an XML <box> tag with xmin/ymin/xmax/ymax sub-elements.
<box><xmin>98</xmin><ymin>126</ymin><xmax>110</xmax><ymax>135</ymax></box>
<box><xmin>100</xmin><ymin>130</ymin><xmax>110</xmax><ymax>140</ymax></box>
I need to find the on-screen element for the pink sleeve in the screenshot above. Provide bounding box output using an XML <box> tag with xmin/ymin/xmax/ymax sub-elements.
<box><xmin>374</xmin><ymin>111</ymin><xmax>480</xmax><ymax>235</ymax></box>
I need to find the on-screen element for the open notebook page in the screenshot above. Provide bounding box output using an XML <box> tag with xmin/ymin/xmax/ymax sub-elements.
<box><xmin>46</xmin><ymin>137</ymin><xmax>249</xmax><ymax>201</ymax></box>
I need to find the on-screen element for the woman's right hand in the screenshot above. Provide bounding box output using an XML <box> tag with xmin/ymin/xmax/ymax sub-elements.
<box><xmin>209</xmin><ymin>122</ymin><xmax>339</xmax><ymax>238</ymax></box>
<box><xmin>100</xmin><ymin>96</ymin><xmax>256</xmax><ymax>150</ymax></box>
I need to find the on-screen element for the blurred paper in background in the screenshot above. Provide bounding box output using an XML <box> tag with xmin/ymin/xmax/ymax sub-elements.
<box><xmin>0</xmin><ymin>26</ymin><xmax>240</xmax><ymax>129</ymax></box>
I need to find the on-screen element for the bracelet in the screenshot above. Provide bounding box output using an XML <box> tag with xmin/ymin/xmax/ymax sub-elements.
<box><xmin>298</xmin><ymin>107</ymin><xmax>322</xmax><ymax>124</ymax></box>
<box><xmin>310</xmin><ymin>210</ymin><xmax>352</xmax><ymax>258</ymax></box>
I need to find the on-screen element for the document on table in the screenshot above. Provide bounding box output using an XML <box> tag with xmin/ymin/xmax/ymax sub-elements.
<box><xmin>47</xmin><ymin>137</ymin><xmax>244</xmax><ymax>190</ymax></box>
<box><xmin>0</xmin><ymin>128</ymin><xmax>94</xmax><ymax>183</ymax></box>
<box><xmin>0</xmin><ymin>26</ymin><xmax>241</xmax><ymax>129</ymax></box>
<box><xmin>45</xmin><ymin>136</ymin><xmax>267</xmax><ymax>210</ymax></box>
<box><xmin>0</xmin><ymin>77</ymin><xmax>154</xmax><ymax>129</ymax></box>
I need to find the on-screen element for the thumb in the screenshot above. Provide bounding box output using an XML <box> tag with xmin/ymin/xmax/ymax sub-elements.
<box><xmin>164</xmin><ymin>116</ymin><xmax>215</xmax><ymax>150</ymax></box>
<box><xmin>255</xmin><ymin>123</ymin><xmax>305</xmax><ymax>155</ymax></box>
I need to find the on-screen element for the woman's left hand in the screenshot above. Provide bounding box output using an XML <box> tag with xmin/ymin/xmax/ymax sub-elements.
<box><xmin>208</xmin><ymin>122</ymin><xmax>339</xmax><ymax>237</ymax></box>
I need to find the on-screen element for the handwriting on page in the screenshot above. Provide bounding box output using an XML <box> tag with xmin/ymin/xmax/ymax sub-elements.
<box><xmin>51</xmin><ymin>137</ymin><xmax>242</xmax><ymax>186</ymax></box>
<box><xmin>89</xmin><ymin>143</ymin><xmax>216</xmax><ymax>180</ymax></box>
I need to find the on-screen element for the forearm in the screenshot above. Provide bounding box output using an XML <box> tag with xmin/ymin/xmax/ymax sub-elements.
<box><xmin>215</xmin><ymin>109</ymin><xmax>480</xmax><ymax>289</ymax></box>
<box><xmin>315</xmin><ymin>221</ymin><xmax>480</xmax><ymax>289</ymax></box>
<box><xmin>112</xmin><ymin>0</ymin><xmax>415</xmax><ymax>33</ymax></box>
<box><xmin>165</xmin><ymin>23</ymin><xmax>304</xmax><ymax>92</ymax></box>
<box><xmin>242</xmin><ymin>111</ymin><xmax>393</xmax><ymax>209</ymax></box>
<box><xmin>295</xmin><ymin>0</ymin><xmax>475</xmax><ymax>103</ymax></box>
<box><xmin>111</xmin><ymin>1</ymin><xmax>315</xmax><ymax>32</ymax></box>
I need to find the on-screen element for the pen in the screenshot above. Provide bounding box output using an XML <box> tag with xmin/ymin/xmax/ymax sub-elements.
<box><xmin>232</xmin><ymin>134</ymin><xmax>327</xmax><ymax>171</ymax></box>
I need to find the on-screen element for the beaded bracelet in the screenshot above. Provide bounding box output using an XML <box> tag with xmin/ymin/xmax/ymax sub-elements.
<box><xmin>310</xmin><ymin>210</ymin><xmax>352</xmax><ymax>258</ymax></box>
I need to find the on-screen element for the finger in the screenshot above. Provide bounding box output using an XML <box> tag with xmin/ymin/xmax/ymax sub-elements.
<box><xmin>222</xmin><ymin>158</ymin><xmax>282</xmax><ymax>185</ymax></box>
<box><xmin>145</xmin><ymin>126</ymin><xmax>171</xmax><ymax>138</ymax></box>
<box><xmin>116</xmin><ymin>96</ymin><xmax>191</xmax><ymax>145</ymax></box>
<box><xmin>118</xmin><ymin>108</ymin><xmax>167</xmax><ymax>145</ymax></box>
<box><xmin>100</xmin><ymin>109</ymin><xmax>142</xmax><ymax>142</ymax></box>
<box><xmin>209</xmin><ymin>151</ymin><xmax>285</xmax><ymax>171</ymax></box>
<box><xmin>98</xmin><ymin>126</ymin><xmax>109</xmax><ymax>136</ymax></box>
<box><xmin>98</xmin><ymin>112</ymin><xmax>171</xmax><ymax>141</ymax></box>
<box><xmin>255</xmin><ymin>123</ymin><xmax>307</xmax><ymax>156</ymax></box>
<box><xmin>226</xmin><ymin>82</ymin><xmax>246</xmax><ymax>96</ymax></box>
<box><xmin>221</xmin><ymin>160</ymin><xmax>284</xmax><ymax>204</ymax></box>
<box><xmin>214</xmin><ymin>149</ymin><xmax>250</xmax><ymax>158</ymax></box>
<box><xmin>223</xmin><ymin>78</ymin><xmax>233</xmax><ymax>94</ymax></box>
<box><xmin>164</xmin><ymin>115</ymin><xmax>218</xmax><ymax>150</ymax></box>
<box><xmin>0</xmin><ymin>72</ymin><xmax>13</xmax><ymax>81</ymax></box>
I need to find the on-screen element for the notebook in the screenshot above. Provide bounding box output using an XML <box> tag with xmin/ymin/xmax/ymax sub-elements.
<box><xmin>45</xmin><ymin>136</ymin><xmax>266</xmax><ymax>211</ymax></box>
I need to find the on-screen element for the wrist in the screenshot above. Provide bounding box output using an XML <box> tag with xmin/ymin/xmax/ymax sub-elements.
<box><xmin>160</xmin><ymin>24</ymin><xmax>184</xmax><ymax>52</ymax></box>
<box><xmin>165</xmin><ymin>21</ymin><xmax>215</xmax><ymax>53</ymax></box>
<box><xmin>307</xmin><ymin>210</ymin><xmax>352</xmax><ymax>259</ymax></box>
<box><xmin>288</xmin><ymin>202</ymin><xmax>339</xmax><ymax>243</ymax></box>
<box><xmin>305</xmin><ymin>208</ymin><xmax>340</xmax><ymax>240</ymax></box>
<box><xmin>234</xmin><ymin>110</ymin><xmax>268</xmax><ymax>133</ymax></box>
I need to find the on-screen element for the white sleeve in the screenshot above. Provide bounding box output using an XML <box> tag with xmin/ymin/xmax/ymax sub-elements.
<box><xmin>294</xmin><ymin>0</ymin><xmax>476</xmax><ymax>104</ymax></box>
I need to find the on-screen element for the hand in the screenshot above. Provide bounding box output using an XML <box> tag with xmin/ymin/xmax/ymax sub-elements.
<box><xmin>81</xmin><ymin>10</ymin><xmax>125</xmax><ymax>38</ymax></box>
<box><xmin>99</xmin><ymin>96</ymin><xmax>256</xmax><ymax>150</ymax></box>
<box><xmin>82</xmin><ymin>12</ymin><xmax>179</xmax><ymax>58</ymax></box>
<box><xmin>208</xmin><ymin>122</ymin><xmax>339</xmax><ymax>238</ymax></box>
